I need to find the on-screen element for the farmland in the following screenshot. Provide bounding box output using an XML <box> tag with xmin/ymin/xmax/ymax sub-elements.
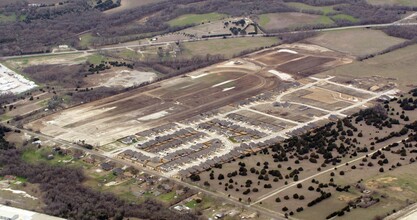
<box><xmin>306</xmin><ymin>28</ymin><xmax>406</xmax><ymax>56</ymax></box>
<box><xmin>168</xmin><ymin>13</ymin><xmax>227</xmax><ymax>27</ymax></box>
<box><xmin>367</xmin><ymin>0</ymin><xmax>417</xmax><ymax>6</ymax></box>
<box><xmin>181</xmin><ymin>37</ymin><xmax>280</xmax><ymax>58</ymax></box>
<box><xmin>258</xmin><ymin>12</ymin><xmax>334</xmax><ymax>31</ymax></box>
<box><xmin>285</xmin><ymin>2</ymin><xmax>337</xmax><ymax>14</ymax></box>
<box><xmin>103</xmin><ymin>0</ymin><xmax>164</xmax><ymax>14</ymax></box>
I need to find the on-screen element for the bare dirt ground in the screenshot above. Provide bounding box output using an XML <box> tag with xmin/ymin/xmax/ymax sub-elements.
<box><xmin>84</xmin><ymin>68</ymin><xmax>157</xmax><ymax>88</ymax></box>
<box><xmin>26</xmin><ymin>59</ymin><xmax>279</xmax><ymax>145</ymax></box>
<box><xmin>247</xmin><ymin>43</ymin><xmax>352</xmax><ymax>80</ymax></box>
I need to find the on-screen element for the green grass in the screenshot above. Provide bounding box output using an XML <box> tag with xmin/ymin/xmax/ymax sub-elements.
<box><xmin>317</xmin><ymin>15</ymin><xmax>334</xmax><ymax>24</ymax></box>
<box><xmin>157</xmin><ymin>191</ymin><xmax>176</xmax><ymax>202</ymax></box>
<box><xmin>97</xmin><ymin>173</ymin><xmax>117</xmax><ymax>183</ymax></box>
<box><xmin>286</xmin><ymin>2</ymin><xmax>337</xmax><ymax>14</ymax></box>
<box><xmin>331</xmin><ymin>14</ymin><xmax>359</xmax><ymax>22</ymax></box>
<box><xmin>79</xmin><ymin>33</ymin><xmax>94</xmax><ymax>48</ymax></box>
<box><xmin>0</xmin><ymin>13</ymin><xmax>25</xmax><ymax>22</ymax></box>
<box><xmin>367</xmin><ymin>0</ymin><xmax>417</xmax><ymax>6</ymax></box>
<box><xmin>258</xmin><ymin>14</ymin><xmax>271</xmax><ymax>27</ymax></box>
<box><xmin>0</xmin><ymin>114</ymin><xmax>12</xmax><ymax>122</ymax></box>
<box><xmin>22</xmin><ymin>148</ymin><xmax>72</xmax><ymax>165</ymax></box>
<box><xmin>181</xmin><ymin>37</ymin><xmax>280</xmax><ymax>58</ymax></box>
<box><xmin>185</xmin><ymin>200</ymin><xmax>198</xmax><ymax>208</ymax></box>
<box><xmin>168</xmin><ymin>13</ymin><xmax>227</xmax><ymax>27</ymax></box>
<box><xmin>86</xmin><ymin>54</ymin><xmax>106</xmax><ymax>64</ymax></box>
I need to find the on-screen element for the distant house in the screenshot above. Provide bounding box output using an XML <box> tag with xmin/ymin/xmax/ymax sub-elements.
<box><xmin>175</xmin><ymin>189</ymin><xmax>185</xmax><ymax>196</ymax></box>
<box><xmin>100</xmin><ymin>162</ymin><xmax>114</xmax><ymax>171</ymax></box>
<box><xmin>121</xmin><ymin>136</ymin><xmax>136</xmax><ymax>145</ymax></box>
<box><xmin>112</xmin><ymin>168</ymin><xmax>124</xmax><ymax>176</ymax></box>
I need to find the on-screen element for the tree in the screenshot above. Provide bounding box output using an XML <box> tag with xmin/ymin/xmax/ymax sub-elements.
<box><xmin>190</xmin><ymin>174</ymin><xmax>200</xmax><ymax>182</ymax></box>
<box><xmin>218</xmin><ymin>174</ymin><xmax>224</xmax><ymax>180</ymax></box>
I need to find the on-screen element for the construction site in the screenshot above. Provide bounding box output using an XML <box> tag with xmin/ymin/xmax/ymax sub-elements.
<box><xmin>23</xmin><ymin>44</ymin><xmax>399</xmax><ymax>179</ymax></box>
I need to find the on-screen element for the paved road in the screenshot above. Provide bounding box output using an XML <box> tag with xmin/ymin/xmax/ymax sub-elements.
<box><xmin>251</xmin><ymin>138</ymin><xmax>407</xmax><ymax>205</ymax></box>
<box><xmin>2</xmin><ymin>18</ymin><xmax>417</xmax><ymax>60</ymax></box>
<box><xmin>0</xmin><ymin>123</ymin><xmax>288</xmax><ymax>220</ymax></box>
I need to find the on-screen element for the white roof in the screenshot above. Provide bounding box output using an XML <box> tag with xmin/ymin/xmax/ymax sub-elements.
<box><xmin>0</xmin><ymin>205</ymin><xmax>65</xmax><ymax>220</ymax></box>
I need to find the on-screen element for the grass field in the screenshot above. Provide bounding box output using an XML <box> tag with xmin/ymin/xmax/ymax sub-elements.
<box><xmin>0</xmin><ymin>13</ymin><xmax>25</xmax><ymax>22</ymax></box>
<box><xmin>286</xmin><ymin>2</ymin><xmax>337</xmax><ymax>14</ymax></box>
<box><xmin>331</xmin><ymin>14</ymin><xmax>359</xmax><ymax>22</ymax></box>
<box><xmin>181</xmin><ymin>37</ymin><xmax>280</xmax><ymax>58</ymax></box>
<box><xmin>319</xmin><ymin>43</ymin><xmax>417</xmax><ymax>89</ymax></box>
<box><xmin>168</xmin><ymin>13</ymin><xmax>227</xmax><ymax>27</ymax></box>
<box><xmin>104</xmin><ymin>0</ymin><xmax>164</xmax><ymax>14</ymax></box>
<box><xmin>367</xmin><ymin>0</ymin><xmax>417</xmax><ymax>6</ymax></box>
<box><xmin>307</xmin><ymin>28</ymin><xmax>406</xmax><ymax>56</ymax></box>
<box><xmin>258</xmin><ymin>12</ymin><xmax>334</xmax><ymax>31</ymax></box>
<box><xmin>79</xmin><ymin>33</ymin><xmax>94</xmax><ymax>48</ymax></box>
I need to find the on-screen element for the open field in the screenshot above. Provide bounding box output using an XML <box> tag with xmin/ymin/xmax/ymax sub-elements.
<box><xmin>4</xmin><ymin>53</ymin><xmax>95</xmax><ymax>71</ymax></box>
<box><xmin>104</xmin><ymin>0</ymin><xmax>164</xmax><ymax>14</ymax></box>
<box><xmin>317</xmin><ymin>44</ymin><xmax>417</xmax><ymax>89</ymax></box>
<box><xmin>168</xmin><ymin>13</ymin><xmax>227</xmax><ymax>27</ymax></box>
<box><xmin>258</xmin><ymin>12</ymin><xmax>334</xmax><ymax>31</ymax></box>
<box><xmin>177</xmin><ymin>17</ymin><xmax>256</xmax><ymax>38</ymax></box>
<box><xmin>181</xmin><ymin>37</ymin><xmax>280</xmax><ymax>58</ymax></box>
<box><xmin>26</xmin><ymin>59</ymin><xmax>279</xmax><ymax>145</ymax></box>
<box><xmin>367</xmin><ymin>0</ymin><xmax>417</xmax><ymax>6</ymax></box>
<box><xmin>285</xmin><ymin>2</ymin><xmax>337</xmax><ymax>14</ymax></box>
<box><xmin>306</xmin><ymin>28</ymin><xmax>406</xmax><ymax>56</ymax></box>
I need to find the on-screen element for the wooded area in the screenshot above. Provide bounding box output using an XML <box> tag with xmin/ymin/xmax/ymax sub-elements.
<box><xmin>0</xmin><ymin>126</ymin><xmax>197</xmax><ymax>220</ymax></box>
<box><xmin>0</xmin><ymin>0</ymin><xmax>412</xmax><ymax>56</ymax></box>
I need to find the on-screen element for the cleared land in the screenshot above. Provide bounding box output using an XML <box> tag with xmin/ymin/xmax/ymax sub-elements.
<box><xmin>285</xmin><ymin>2</ymin><xmax>337</xmax><ymax>14</ymax></box>
<box><xmin>104</xmin><ymin>0</ymin><xmax>164</xmax><ymax>14</ymax></box>
<box><xmin>318</xmin><ymin>44</ymin><xmax>417</xmax><ymax>89</ymax></box>
<box><xmin>306</xmin><ymin>28</ymin><xmax>406</xmax><ymax>56</ymax></box>
<box><xmin>181</xmin><ymin>37</ymin><xmax>280</xmax><ymax>58</ymax></box>
<box><xmin>258</xmin><ymin>12</ymin><xmax>333</xmax><ymax>31</ymax></box>
<box><xmin>26</xmin><ymin>59</ymin><xmax>278</xmax><ymax>145</ymax></box>
<box><xmin>367</xmin><ymin>0</ymin><xmax>417</xmax><ymax>6</ymax></box>
<box><xmin>249</xmin><ymin>44</ymin><xmax>351</xmax><ymax>79</ymax></box>
<box><xmin>168</xmin><ymin>13</ymin><xmax>227</xmax><ymax>27</ymax></box>
<box><xmin>177</xmin><ymin>17</ymin><xmax>257</xmax><ymax>38</ymax></box>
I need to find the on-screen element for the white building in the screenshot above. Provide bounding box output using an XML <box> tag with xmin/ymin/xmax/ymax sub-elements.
<box><xmin>0</xmin><ymin>205</ymin><xmax>65</xmax><ymax>220</ymax></box>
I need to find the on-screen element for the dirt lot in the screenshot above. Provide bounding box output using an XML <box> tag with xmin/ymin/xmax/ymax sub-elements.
<box><xmin>275</xmin><ymin>56</ymin><xmax>336</xmax><ymax>77</ymax></box>
<box><xmin>248</xmin><ymin>44</ymin><xmax>351</xmax><ymax>79</ymax></box>
<box><xmin>316</xmin><ymin>44</ymin><xmax>417</xmax><ymax>90</ymax></box>
<box><xmin>26</xmin><ymin>59</ymin><xmax>279</xmax><ymax>145</ymax></box>
<box><xmin>250</xmin><ymin>103</ymin><xmax>328</xmax><ymax>123</ymax></box>
<box><xmin>84</xmin><ymin>68</ymin><xmax>157</xmax><ymax>88</ymax></box>
<box><xmin>306</xmin><ymin>28</ymin><xmax>406</xmax><ymax>56</ymax></box>
<box><xmin>281</xmin><ymin>87</ymin><xmax>357</xmax><ymax>111</ymax></box>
